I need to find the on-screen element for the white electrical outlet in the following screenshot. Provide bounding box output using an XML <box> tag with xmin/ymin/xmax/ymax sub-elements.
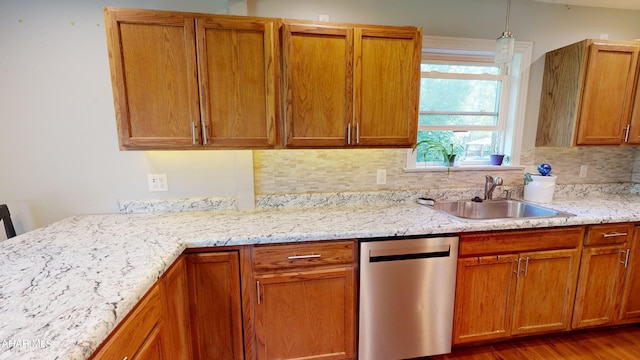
<box><xmin>579</xmin><ymin>165</ymin><xmax>588</xmax><ymax>178</ymax></box>
<box><xmin>148</xmin><ymin>174</ymin><xmax>169</xmax><ymax>192</ymax></box>
<box><xmin>376</xmin><ymin>169</ymin><xmax>387</xmax><ymax>185</ymax></box>
<box><xmin>318</xmin><ymin>14</ymin><xmax>330</xmax><ymax>21</ymax></box>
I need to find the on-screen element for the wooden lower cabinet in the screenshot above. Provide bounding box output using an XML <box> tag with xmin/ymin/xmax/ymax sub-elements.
<box><xmin>252</xmin><ymin>240</ymin><xmax>356</xmax><ymax>360</ymax></box>
<box><xmin>511</xmin><ymin>249</ymin><xmax>580</xmax><ymax>335</ymax></box>
<box><xmin>453</xmin><ymin>255</ymin><xmax>518</xmax><ymax>344</ymax></box>
<box><xmin>572</xmin><ymin>244</ymin><xmax>628</xmax><ymax>328</ymax></box>
<box><xmin>186</xmin><ymin>250</ymin><xmax>244</xmax><ymax>360</ymax></box>
<box><xmin>453</xmin><ymin>227</ymin><xmax>583</xmax><ymax>345</ymax></box>
<box><xmin>572</xmin><ymin>223</ymin><xmax>638</xmax><ymax>328</ymax></box>
<box><xmin>161</xmin><ymin>256</ymin><xmax>192</xmax><ymax>360</ymax></box>
<box><xmin>619</xmin><ymin>227</ymin><xmax>640</xmax><ymax>322</ymax></box>
<box><xmin>90</xmin><ymin>274</ymin><xmax>165</xmax><ymax>360</ymax></box>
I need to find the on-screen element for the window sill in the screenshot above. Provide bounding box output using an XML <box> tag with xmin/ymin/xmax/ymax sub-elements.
<box><xmin>404</xmin><ymin>165</ymin><xmax>525</xmax><ymax>173</ymax></box>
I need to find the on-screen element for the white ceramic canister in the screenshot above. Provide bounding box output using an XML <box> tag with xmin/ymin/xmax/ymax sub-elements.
<box><xmin>524</xmin><ymin>174</ymin><xmax>557</xmax><ymax>203</ymax></box>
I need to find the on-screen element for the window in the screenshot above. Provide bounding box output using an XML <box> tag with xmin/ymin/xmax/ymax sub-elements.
<box><xmin>407</xmin><ymin>36</ymin><xmax>532</xmax><ymax>170</ymax></box>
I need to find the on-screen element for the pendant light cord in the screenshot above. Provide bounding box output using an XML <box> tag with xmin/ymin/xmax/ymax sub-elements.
<box><xmin>504</xmin><ymin>0</ymin><xmax>512</xmax><ymax>35</ymax></box>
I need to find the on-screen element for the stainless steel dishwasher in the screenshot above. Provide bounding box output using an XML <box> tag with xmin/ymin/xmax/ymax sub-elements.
<box><xmin>358</xmin><ymin>235</ymin><xmax>459</xmax><ymax>359</ymax></box>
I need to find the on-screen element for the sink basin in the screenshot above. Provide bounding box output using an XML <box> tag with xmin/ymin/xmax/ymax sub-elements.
<box><xmin>429</xmin><ymin>199</ymin><xmax>574</xmax><ymax>220</ymax></box>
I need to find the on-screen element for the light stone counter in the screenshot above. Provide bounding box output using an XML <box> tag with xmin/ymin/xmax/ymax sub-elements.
<box><xmin>3</xmin><ymin>192</ymin><xmax>640</xmax><ymax>359</ymax></box>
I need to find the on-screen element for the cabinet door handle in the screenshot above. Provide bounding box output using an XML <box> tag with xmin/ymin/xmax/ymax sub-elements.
<box><xmin>603</xmin><ymin>232</ymin><xmax>628</xmax><ymax>238</ymax></box>
<box><xmin>202</xmin><ymin>123</ymin><xmax>209</xmax><ymax>145</ymax></box>
<box><xmin>256</xmin><ymin>281</ymin><xmax>261</xmax><ymax>305</ymax></box>
<box><xmin>287</xmin><ymin>254</ymin><xmax>321</xmax><ymax>260</ymax></box>
<box><xmin>347</xmin><ymin>123</ymin><xmax>352</xmax><ymax>144</ymax></box>
<box><xmin>356</xmin><ymin>123</ymin><xmax>360</xmax><ymax>144</ymax></box>
<box><xmin>523</xmin><ymin>257</ymin><xmax>530</xmax><ymax>276</ymax></box>
<box><xmin>514</xmin><ymin>258</ymin><xmax>522</xmax><ymax>276</ymax></box>
<box><xmin>620</xmin><ymin>249</ymin><xmax>631</xmax><ymax>268</ymax></box>
<box><xmin>191</xmin><ymin>121</ymin><xmax>197</xmax><ymax>145</ymax></box>
<box><xmin>625</xmin><ymin>124</ymin><xmax>631</xmax><ymax>143</ymax></box>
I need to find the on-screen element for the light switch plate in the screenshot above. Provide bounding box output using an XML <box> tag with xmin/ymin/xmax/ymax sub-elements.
<box><xmin>376</xmin><ymin>169</ymin><xmax>387</xmax><ymax>185</ymax></box>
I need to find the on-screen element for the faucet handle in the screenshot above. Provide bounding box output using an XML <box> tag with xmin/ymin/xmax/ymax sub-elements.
<box><xmin>504</xmin><ymin>189</ymin><xmax>512</xmax><ymax>200</ymax></box>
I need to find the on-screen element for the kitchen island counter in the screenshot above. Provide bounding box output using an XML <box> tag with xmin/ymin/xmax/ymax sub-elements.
<box><xmin>2</xmin><ymin>193</ymin><xmax>640</xmax><ymax>359</ymax></box>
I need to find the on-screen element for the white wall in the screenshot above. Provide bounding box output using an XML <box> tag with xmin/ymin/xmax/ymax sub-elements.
<box><xmin>1</xmin><ymin>0</ymin><xmax>639</xmax><ymax>232</ymax></box>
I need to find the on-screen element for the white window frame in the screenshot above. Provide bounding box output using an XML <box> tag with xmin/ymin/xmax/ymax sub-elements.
<box><xmin>406</xmin><ymin>35</ymin><xmax>532</xmax><ymax>171</ymax></box>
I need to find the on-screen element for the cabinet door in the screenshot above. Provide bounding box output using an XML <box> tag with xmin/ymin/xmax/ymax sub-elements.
<box><xmin>576</xmin><ymin>42</ymin><xmax>639</xmax><ymax>145</ymax></box>
<box><xmin>627</xmin><ymin>66</ymin><xmax>640</xmax><ymax>144</ymax></box>
<box><xmin>255</xmin><ymin>267</ymin><xmax>355</xmax><ymax>360</ymax></box>
<box><xmin>187</xmin><ymin>251</ymin><xmax>244</xmax><ymax>360</ymax></box>
<box><xmin>572</xmin><ymin>245</ymin><xmax>627</xmax><ymax>329</ymax></box>
<box><xmin>353</xmin><ymin>26</ymin><xmax>420</xmax><ymax>147</ymax></box>
<box><xmin>511</xmin><ymin>249</ymin><xmax>580</xmax><ymax>335</ymax></box>
<box><xmin>104</xmin><ymin>8</ymin><xmax>201</xmax><ymax>149</ymax></box>
<box><xmin>161</xmin><ymin>257</ymin><xmax>192</xmax><ymax>360</ymax></box>
<box><xmin>196</xmin><ymin>16</ymin><xmax>279</xmax><ymax>148</ymax></box>
<box><xmin>618</xmin><ymin>229</ymin><xmax>640</xmax><ymax>321</ymax></box>
<box><xmin>282</xmin><ymin>23</ymin><xmax>353</xmax><ymax>147</ymax></box>
<box><xmin>133</xmin><ymin>325</ymin><xmax>164</xmax><ymax>360</ymax></box>
<box><xmin>452</xmin><ymin>255</ymin><xmax>518</xmax><ymax>345</ymax></box>
<box><xmin>90</xmin><ymin>284</ymin><xmax>163</xmax><ymax>360</ymax></box>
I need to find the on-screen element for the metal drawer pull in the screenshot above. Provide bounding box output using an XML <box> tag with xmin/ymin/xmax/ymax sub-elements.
<box><xmin>288</xmin><ymin>253</ymin><xmax>321</xmax><ymax>260</ymax></box>
<box><xmin>603</xmin><ymin>232</ymin><xmax>628</xmax><ymax>238</ymax></box>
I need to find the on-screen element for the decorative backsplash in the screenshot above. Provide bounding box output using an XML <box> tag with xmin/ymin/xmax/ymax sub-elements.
<box><xmin>120</xmin><ymin>146</ymin><xmax>640</xmax><ymax>213</ymax></box>
<box><xmin>254</xmin><ymin>146</ymin><xmax>636</xmax><ymax>195</ymax></box>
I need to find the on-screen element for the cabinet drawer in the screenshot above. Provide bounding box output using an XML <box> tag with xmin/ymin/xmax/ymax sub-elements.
<box><xmin>459</xmin><ymin>227</ymin><xmax>584</xmax><ymax>257</ymax></box>
<box><xmin>585</xmin><ymin>223</ymin><xmax>633</xmax><ymax>245</ymax></box>
<box><xmin>253</xmin><ymin>240</ymin><xmax>354</xmax><ymax>272</ymax></box>
<box><xmin>91</xmin><ymin>284</ymin><xmax>162</xmax><ymax>360</ymax></box>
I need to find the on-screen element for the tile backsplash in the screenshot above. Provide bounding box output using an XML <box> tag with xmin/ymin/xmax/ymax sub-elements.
<box><xmin>254</xmin><ymin>146</ymin><xmax>638</xmax><ymax>195</ymax></box>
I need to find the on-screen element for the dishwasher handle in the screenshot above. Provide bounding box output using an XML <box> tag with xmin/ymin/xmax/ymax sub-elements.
<box><xmin>368</xmin><ymin>244</ymin><xmax>451</xmax><ymax>263</ymax></box>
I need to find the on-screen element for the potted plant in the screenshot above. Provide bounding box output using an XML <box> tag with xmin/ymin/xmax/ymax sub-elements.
<box><xmin>490</xmin><ymin>154</ymin><xmax>505</xmax><ymax>166</ymax></box>
<box><xmin>413</xmin><ymin>139</ymin><xmax>461</xmax><ymax>167</ymax></box>
<box><xmin>489</xmin><ymin>138</ymin><xmax>505</xmax><ymax>165</ymax></box>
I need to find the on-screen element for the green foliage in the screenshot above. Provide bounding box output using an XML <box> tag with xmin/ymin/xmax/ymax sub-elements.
<box><xmin>413</xmin><ymin>137</ymin><xmax>463</xmax><ymax>165</ymax></box>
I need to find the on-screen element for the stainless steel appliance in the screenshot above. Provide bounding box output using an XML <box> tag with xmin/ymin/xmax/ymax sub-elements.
<box><xmin>358</xmin><ymin>235</ymin><xmax>459</xmax><ymax>359</ymax></box>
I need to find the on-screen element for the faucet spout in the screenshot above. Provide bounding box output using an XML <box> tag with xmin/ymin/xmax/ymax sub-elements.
<box><xmin>484</xmin><ymin>175</ymin><xmax>503</xmax><ymax>200</ymax></box>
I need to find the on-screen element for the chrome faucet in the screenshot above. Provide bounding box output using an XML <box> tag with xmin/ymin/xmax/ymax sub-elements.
<box><xmin>484</xmin><ymin>175</ymin><xmax>503</xmax><ymax>200</ymax></box>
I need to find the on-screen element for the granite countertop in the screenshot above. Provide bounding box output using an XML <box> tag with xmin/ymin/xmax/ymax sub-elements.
<box><xmin>2</xmin><ymin>192</ymin><xmax>640</xmax><ymax>359</ymax></box>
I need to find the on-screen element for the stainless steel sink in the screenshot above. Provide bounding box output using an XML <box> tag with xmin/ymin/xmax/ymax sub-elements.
<box><xmin>429</xmin><ymin>199</ymin><xmax>574</xmax><ymax>220</ymax></box>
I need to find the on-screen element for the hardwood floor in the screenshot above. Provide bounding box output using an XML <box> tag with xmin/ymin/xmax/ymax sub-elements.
<box><xmin>430</xmin><ymin>325</ymin><xmax>640</xmax><ymax>360</ymax></box>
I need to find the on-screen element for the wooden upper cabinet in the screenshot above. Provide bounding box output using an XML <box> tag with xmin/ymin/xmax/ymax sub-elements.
<box><xmin>282</xmin><ymin>20</ymin><xmax>420</xmax><ymax>148</ymax></box>
<box><xmin>282</xmin><ymin>23</ymin><xmax>353</xmax><ymax>147</ymax></box>
<box><xmin>104</xmin><ymin>8</ymin><xmax>200</xmax><ymax>150</ymax></box>
<box><xmin>196</xmin><ymin>16</ymin><xmax>280</xmax><ymax>148</ymax></box>
<box><xmin>104</xmin><ymin>8</ymin><xmax>279</xmax><ymax>150</ymax></box>
<box><xmin>536</xmin><ymin>39</ymin><xmax>640</xmax><ymax>146</ymax></box>
<box><xmin>354</xmin><ymin>26</ymin><xmax>421</xmax><ymax>146</ymax></box>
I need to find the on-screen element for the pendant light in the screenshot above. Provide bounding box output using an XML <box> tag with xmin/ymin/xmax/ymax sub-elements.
<box><xmin>495</xmin><ymin>0</ymin><xmax>515</xmax><ymax>63</ymax></box>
